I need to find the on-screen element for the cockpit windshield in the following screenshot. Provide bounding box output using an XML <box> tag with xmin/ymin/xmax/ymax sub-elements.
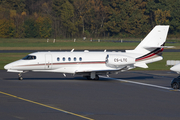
<box><xmin>22</xmin><ymin>55</ymin><xmax>36</xmax><ymax>60</ymax></box>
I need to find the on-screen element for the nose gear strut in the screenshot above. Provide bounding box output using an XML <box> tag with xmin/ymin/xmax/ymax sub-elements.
<box><xmin>18</xmin><ymin>73</ymin><xmax>23</xmax><ymax>80</ymax></box>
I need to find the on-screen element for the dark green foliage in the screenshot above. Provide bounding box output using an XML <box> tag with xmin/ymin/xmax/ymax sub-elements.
<box><xmin>24</xmin><ymin>18</ymin><xmax>38</xmax><ymax>38</ymax></box>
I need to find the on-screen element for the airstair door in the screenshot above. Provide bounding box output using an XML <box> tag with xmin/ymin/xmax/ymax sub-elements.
<box><xmin>45</xmin><ymin>54</ymin><xmax>52</xmax><ymax>69</ymax></box>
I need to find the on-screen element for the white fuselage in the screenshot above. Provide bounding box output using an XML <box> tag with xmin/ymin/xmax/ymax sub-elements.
<box><xmin>5</xmin><ymin>51</ymin><xmax>135</xmax><ymax>74</ymax></box>
<box><xmin>4</xmin><ymin>50</ymin><xmax>163</xmax><ymax>75</ymax></box>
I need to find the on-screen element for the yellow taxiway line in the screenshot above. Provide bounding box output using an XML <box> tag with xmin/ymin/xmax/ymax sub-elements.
<box><xmin>0</xmin><ymin>91</ymin><xmax>94</xmax><ymax>120</ymax></box>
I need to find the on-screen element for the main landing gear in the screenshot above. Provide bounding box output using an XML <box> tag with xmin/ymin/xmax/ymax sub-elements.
<box><xmin>86</xmin><ymin>72</ymin><xmax>99</xmax><ymax>80</ymax></box>
<box><xmin>86</xmin><ymin>75</ymin><xmax>99</xmax><ymax>80</ymax></box>
<box><xmin>18</xmin><ymin>73</ymin><xmax>23</xmax><ymax>80</ymax></box>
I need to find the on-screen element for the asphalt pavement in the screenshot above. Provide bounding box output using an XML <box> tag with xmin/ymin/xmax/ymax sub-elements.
<box><xmin>0</xmin><ymin>70</ymin><xmax>180</xmax><ymax>120</ymax></box>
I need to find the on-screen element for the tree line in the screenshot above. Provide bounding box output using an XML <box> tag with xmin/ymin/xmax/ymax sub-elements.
<box><xmin>0</xmin><ymin>0</ymin><xmax>179</xmax><ymax>38</ymax></box>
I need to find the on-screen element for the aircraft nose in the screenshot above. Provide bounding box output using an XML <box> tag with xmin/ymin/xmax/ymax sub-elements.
<box><xmin>170</xmin><ymin>64</ymin><xmax>180</xmax><ymax>72</ymax></box>
<box><xmin>4</xmin><ymin>64</ymin><xmax>11</xmax><ymax>70</ymax></box>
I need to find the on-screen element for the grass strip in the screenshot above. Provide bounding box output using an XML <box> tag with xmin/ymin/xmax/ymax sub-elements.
<box><xmin>0</xmin><ymin>38</ymin><xmax>180</xmax><ymax>50</ymax></box>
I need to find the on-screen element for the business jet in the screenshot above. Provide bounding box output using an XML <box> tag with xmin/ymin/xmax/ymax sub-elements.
<box><xmin>4</xmin><ymin>25</ymin><xmax>169</xmax><ymax>80</ymax></box>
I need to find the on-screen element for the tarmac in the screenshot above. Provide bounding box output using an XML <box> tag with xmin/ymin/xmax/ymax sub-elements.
<box><xmin>0</xmin><ymin>70</ymin><xmax>180</xmax><ymax>120</ymax></box>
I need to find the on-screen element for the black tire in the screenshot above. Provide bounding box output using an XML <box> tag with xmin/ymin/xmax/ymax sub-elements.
<box><xmin>86</xmin><ymin>76</ymin><xmax>91</xmax><ymax>80</ymax></box>
<box><xmin>95</xmin><ymin>75</ymin><xmax>99</xmax><ymax>80</ymax></box>
<box><xmin>86</xmin><ymin>75</ymin><xmax>99</xmax><ymax>80</ymax></box>
<box><xmin>172</xmin><ymin>82</ymin><xmax>179</xmax><ymax>89</ymax></box>
<box><xmin>19</xmin><ymin>77</ymin><xmax>23</xmax><ymax>80</ymax></box>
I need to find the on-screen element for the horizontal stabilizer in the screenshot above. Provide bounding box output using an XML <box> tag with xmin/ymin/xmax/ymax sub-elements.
<box><xmin>143</xmin><ymin>46</ymin><xmax>175</xmax><ymax>49</ymax></box>
<box><xmin>162</xmin><ymin>46</ymin><xmax>175</xmax><ymax>48</ymax></box>
<box><xmin>134</xmin><ymin>63</ymin><xmax>148</xmax><ymax>68</ymax></box>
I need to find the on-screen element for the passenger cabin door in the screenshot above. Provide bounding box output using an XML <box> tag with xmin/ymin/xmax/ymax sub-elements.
<box><xmin>45</xmin><ymin>54</ymin><xmax>52</xmax><ymax>69</ymax></box>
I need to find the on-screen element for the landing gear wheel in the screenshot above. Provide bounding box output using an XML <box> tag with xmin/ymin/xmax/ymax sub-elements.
<box><xmin>95</xmin><ymin>75</ymin><xmax>99</xmax><ymax>80</ymax></box>
<box><xmin>18</xmin><ymin>73</ymin><xmax>23</xmax><ymax>80</ymax></box>
<box><xmin>86</xmin><ymin>76</ymin><xmax>91</xmax><ymax>80</ymax></box>
<box><xmin>19</xmin><ymin>77</ymin><xmax>23</xmax><ymax>80</ymax></box>
<box><xmin>172</xmin><ymin>82</ymin><xmax>179</xmax><ymax>89</ymax></box>
<box><xmin>86</xmin><ymin>75</ymin><xmax>99</xmax><ymax>80</ymax></box>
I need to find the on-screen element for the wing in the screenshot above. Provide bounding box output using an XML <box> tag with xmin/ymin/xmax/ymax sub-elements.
<box><xmin>75</xmin><ymin>66</ymin><xmax>131</xmax><ymax>75</ymax></box>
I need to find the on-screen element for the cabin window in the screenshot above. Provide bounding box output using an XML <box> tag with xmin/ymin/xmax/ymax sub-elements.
<box><xmin>68</xmin><ymin>57</ymin><xmax>71</xmax><ymax>61</ymax></box>
<box><xmin>74</xmin><ymin>57</ymin><xmax>76</xmax><ymax>61</ymax></box>
<box><xmin>79</xmin><ymin>57</ymin><xmax>82</xmax><ymax>61</ymax></box>
<box><xmin>57</xmin><ymin>57</ymin><xmax>60</xmax><ymax>61</ymax></box>
<box><xmin>22</xmin><ymin>55</ymin><xmax>36</xmax><ymax>60</ymax></box>
<box><xmin>63</xmin><ymin>57</ymin><xmax>65</xmax><ymax>61</ymax></box>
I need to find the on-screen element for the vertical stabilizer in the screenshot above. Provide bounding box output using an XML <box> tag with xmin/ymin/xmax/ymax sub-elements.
<box><xmin>133</xmin><ymin>25</ymin><xmax>169</xmax><ymax>53</ymax></box>
<box><xmin>126</xmin><ymin>25</ymin><xmax>169</xmax><ymax>66</ymax></box>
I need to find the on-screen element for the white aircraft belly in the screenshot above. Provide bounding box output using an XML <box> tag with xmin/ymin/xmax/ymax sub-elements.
<box><xmin>33</xmin><ymin>62</ymin><xmax>119</xmax><ymax>74</ymax></box>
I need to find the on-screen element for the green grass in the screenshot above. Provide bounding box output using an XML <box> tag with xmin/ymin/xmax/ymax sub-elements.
<box><xmin>1</xmin><ymin>52</ymin><xmax>180</xmax><ymax>70</ymax></box>
<box><xmin>0</xmin><ymin>38</ymin><xmax>138</xmax><ymax>50</ymax></box>
<box><xmin>0</xmin><ymin>38</ymin><xmax>180</xmax><ymax>50</ymax></box>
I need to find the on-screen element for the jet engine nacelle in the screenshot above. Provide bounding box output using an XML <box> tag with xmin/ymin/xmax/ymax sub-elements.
<box><xmin>106</xmin><ymin>54</ymin><xmax>135</xmax><ymax>68</ymax></box>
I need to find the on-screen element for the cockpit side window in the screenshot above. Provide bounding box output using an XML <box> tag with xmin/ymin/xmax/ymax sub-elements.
<box><xmin>22</xmin><ymin>55</ymin><xmax>36</xmax><ymax>60</ymax></box>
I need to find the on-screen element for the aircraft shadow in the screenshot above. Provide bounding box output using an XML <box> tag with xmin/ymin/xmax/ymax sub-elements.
<box><xmin>3</xmin><ymin>77</ymin><xmax>113</xmax><ymax>81</ymax></box>
<box><xmin>117</xmin><ymin>76</ymin><xmax>154</xmax><ymax>80</ymax></box>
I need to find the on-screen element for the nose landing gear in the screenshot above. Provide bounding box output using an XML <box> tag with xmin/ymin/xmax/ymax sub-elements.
<box><xmin>18</xmin><ymin>73</ymin><xmax>23</xmax><ymax>80</ymax></box>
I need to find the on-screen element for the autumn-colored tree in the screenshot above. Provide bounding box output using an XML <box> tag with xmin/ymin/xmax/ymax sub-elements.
<box><xmin>41</xmin><ymin>2</ymin><xmax>52</xmax><ymax>16</ymax></box>
<box><xmin>0</xmin><ymin>19</ymin><xmax>15</xmax><ymax>38</ymax></box>
<box><xmin>3</xmin><ymin>0</ymin><xmax>26</xmax><ymax>14</ymax></box>
<box><xmin>52</xmin><ymin>0</ymin><xmax>78</xmax><ymax>38</ymax></box>
<box><xmin>35</xmin><ymin>16</ymin><xmax>52</xmax><ymax>38</ymax></box>
<box><xmin>104</xmin><ymin>0</ymin><xmax>149</xmax><ymax>37</ymax></box>
<box><xmin>154</xmin><ymin>9</ymin><xmax>170</xmax><ymax>25</ymax></box>
<box><xmin>73</xmin><ymin>0</ymin><xmax>89</xmax><ymax>36</ymax></box>
<box><xmin>85</xmin><ymin>0</ymin><xmax>108</xmax><ymax>37</ymax></box>
<box><xmin>122</xmin><ymin>0</ymin><xmax>149</xmax><ymax>35</ymax></box>
<box><xmin>167</xmin><ymin>0</ymin><xmax>180</xmax><ymax>36</ymax></box>
<box><xmin>146</xmin><ymin>0</ymin><xmax>171</xmax><ymax>27</ymax></box>
<box><xmin>0</xmin><ymin>0</ymin><xmax>180</xmax><ymax>38</ymax></box>
<box><xmin>10</xmin><ymin>10</ymin><xmax>27</xmax><ymax>38</ymax></box>
<box><xmin>60</xmin><ymin>0</ymin><xmax>77</xmax><ymax>37</ymax></box>
<box><xmin>52</xmin><ymin>0</ymin><xmax>65</xmax><ymax>38</ymax></box>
